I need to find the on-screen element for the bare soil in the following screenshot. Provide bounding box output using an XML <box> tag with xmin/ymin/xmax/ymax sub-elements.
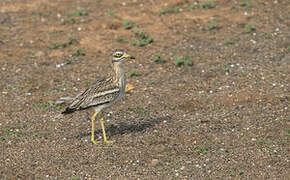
<box><xmin>0</xmin><ymin>0</ymin><xmax>289</xmax><ymax>179</ymax></box>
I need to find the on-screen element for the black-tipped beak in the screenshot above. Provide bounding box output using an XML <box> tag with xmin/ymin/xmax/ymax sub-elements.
<box><xmin>124</xmin><ymin>54</ymin><xmax>135</xmax><ymax>60</ymax></box>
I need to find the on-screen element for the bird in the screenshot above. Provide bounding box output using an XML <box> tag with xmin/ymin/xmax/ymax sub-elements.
<box><xmin>61</xmin><ymin>49</ymin><xmax>135</xmax><ymax>144</ymax></box>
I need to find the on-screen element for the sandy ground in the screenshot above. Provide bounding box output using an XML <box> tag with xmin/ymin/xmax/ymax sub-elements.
<box><xmin>0</xmin><ymin>0</ymin><xmax>289</xmax><ymax>179</ymax></box>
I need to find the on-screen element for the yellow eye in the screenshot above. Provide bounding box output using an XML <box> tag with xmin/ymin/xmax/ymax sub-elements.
<box><xmin>114</xmin><ymin>52</ymin><xmax>123</xmax><ymax>58</ymax></box>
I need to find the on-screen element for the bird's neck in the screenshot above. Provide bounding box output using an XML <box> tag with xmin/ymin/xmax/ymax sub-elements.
<box><xmin>111</xmin><ymin>62</ymin><xmax>125</xmax><ymax>85</ymax></box>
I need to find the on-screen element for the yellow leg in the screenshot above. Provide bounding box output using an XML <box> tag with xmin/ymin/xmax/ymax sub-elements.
<box><xmin>91</xmin><ymin>112</ymin><xmax>101</xmax><ymax>144</ymax></box>
<box><xmin>100</xmin><ymin>113</ymin><xmax>114</xmax><ymax>144</ymax></box>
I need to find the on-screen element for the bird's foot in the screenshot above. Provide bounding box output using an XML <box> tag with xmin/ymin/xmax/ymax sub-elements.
<box><xmin>104</xmin><ymin>139</ymin><xmax>114</xmax><ymax>144</ymax></box>
<box><xmin>91</xmin><ymin>139</ymin><xmax>102</xmax><ymax>145</ymax></box>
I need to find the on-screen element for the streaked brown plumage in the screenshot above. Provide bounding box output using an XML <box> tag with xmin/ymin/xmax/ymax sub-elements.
<box><xmin>61</xmin><ymin>49</ymin><xmax>135</xmax><ymax>144</ymax></box>
<box><xmin>62</xmin><ymin>77</ymin><xmax>121</xmax><ymax>114</ymax></box>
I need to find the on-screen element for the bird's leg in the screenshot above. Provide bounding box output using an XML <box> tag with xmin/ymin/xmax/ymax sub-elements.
<box><xmin>91</xmin><ymin>112</ymin><xmax>101</xmax><ymax>144</ymax></box>
<box><xmin>100</xmin><ymin>113</ymin><xmax>114</xmax><ymax>144</ymax></box>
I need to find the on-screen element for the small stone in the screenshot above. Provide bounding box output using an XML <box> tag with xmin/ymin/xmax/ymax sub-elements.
<box><xmin>250</xmin><ymin>39</ymin><xmax>257</xmax><ymax>44</ymax></box>
<box><xmin>151</xmin><ymin>159</ymin><xmax>159</xmax><ymax>166</ymax></box>
<box><xmin>35</xmin><ymin>51</ymin><xmax>45</xmax><ymax>57</ymax></box>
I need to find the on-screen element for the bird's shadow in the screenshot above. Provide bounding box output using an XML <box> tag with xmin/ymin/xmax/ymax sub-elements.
<box><xmin>75</xmin><ymin>116</ymin><xmax>170</xmax><ymax>139</ymax></box>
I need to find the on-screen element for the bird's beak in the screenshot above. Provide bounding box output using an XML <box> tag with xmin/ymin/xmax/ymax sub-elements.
<box><xmin>124</xmin><ymin>54</ymin><xmax>135</xmax><ymax>60</ymax></box>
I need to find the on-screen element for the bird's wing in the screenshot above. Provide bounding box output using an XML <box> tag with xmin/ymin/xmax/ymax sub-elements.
<box><xmin>62</xmin><ymin>77</ymin><xmax>120</xmax><ymax>114</ymax></box>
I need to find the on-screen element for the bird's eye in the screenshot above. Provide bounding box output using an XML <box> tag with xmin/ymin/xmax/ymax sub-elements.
<box><xmin>114</xmin><ymin>52</ymin><xmax>123</xmax><ymax>58</ymax></box>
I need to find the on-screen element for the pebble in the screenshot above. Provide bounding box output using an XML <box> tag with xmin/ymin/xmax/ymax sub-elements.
<box><xmin>150</xmin><ymin>159</ymin><xmax>159</xmax><ymax>166</ymax></box>
<box><xmin>35</xmin><ymin>51</ymin><xmax>45</xmax><ymax>57</ymax></box>
<box><xmin>56</xmin><ymin>63</ymin><xmax>65</xmax><ymax>68</ymax></box>
<box><xmin>250</xmin><ymin>39</ymin><xmax>257</xmax><ymax>44</ymax></box>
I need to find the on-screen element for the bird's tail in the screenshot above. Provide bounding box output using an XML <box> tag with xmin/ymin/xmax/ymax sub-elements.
<box><xmin>55</xmin><ymin>97</ymin><xmax>74</xmax><ymax>105</ymax></box>
<box><xmin>59</xmin><ymin>97</ymin><xmax>74</xmax><ymax>101</ymax></box>
<box><xmin>61</xmin><ymin>107</ymin><xmax>75</xmax><ymax>114</ymax></box>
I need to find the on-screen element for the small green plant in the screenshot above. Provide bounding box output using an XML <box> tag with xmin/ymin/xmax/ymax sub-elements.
<box><xmin>173</xmin><ymin>56</ymin><xmax>184</xmax><ymax>66</ymax></box>
<box><xmin>131</xmin><ymin>40</ymin><xmax>137</xmax><ymax>46</ymax></box>
<box><xmin>287</xmin><ymin>46</ymin><xmax>290</xmax><ymax>51</ymax></box>
<box><xmin>0</xmin><ymin>135</ymin><xmax>6</xmax><ymax>141</ymax></box>
<box><xmin>196</xmin><ymin>146</ymin><xmax>209</xmax><ymax>154</ymax></box>
<box><xmin>4</xmin><ymin>128</ymin><xmax>25</xmax><ymax>138</ymax></box>
<box><xmin>128</xmin><ymin>106</ymin><xmax>147</xmax><ymax>114</ymax></box>
<box><xmin>133</xmin><ymin>30</ymin><xmax>146</xmax><ymax>38</ymax></box>
<box><xmin>152</xmin><ymin>53</ymin><xmax>166</xmax><ymax>63</ymax></box>
<box><xmin>30</xmin><ymin>53</ymin><xmax>36</xmax><ymax>59</ymax></box>
<box><xmin>71</xmin><ymin>177</ymin><xmax>80</xmax><ymax>180</ymax></box>
<box><xmin>200</xmin><ymin>1</ymin><xmax>215</xmax><ymax>9</ymax></box>
<box><xmin>116</xmin><ymin>36</ymin><xmax>126</xmax><ymax>42</ymax></box>
<box><xmin>139</xmin><ymin>38</ymin><xmax>154</xmax><ymax>46</ymax></box>
<box><xmin>71</xmin><ymin>49</ymin><xmax>85</xmax><ymax>56</ymax></box>
<box><xmin>283</xmin><ymin>128</ymin><xmax>290</xmax><ymax>137</ymax></box>
<box><xmin>148</xmin><ymin>80</ymin><xmax>156</xmax><ymax>85</ymax></box>
<box><xmin>128</xmin><ymin>70</ymin><xmax>141</xmax><ymax>77</ymax></box>
<box><xmin>184</xmin><ymin>4</ymin><xmax>195</xmax><ymax>10</ymax></box>
<box><xmin>173</xmin><ymin>56</ymin><xmax>193</xmax><ymax>66</ymax></box>
<box><xmin>131</xmin><ymin>30</ymin><xmax>153</xmax><ymax>47</ymax></box>
<box><xmin>122</xmin><ymin>20</ymin><xmax>136</xmax><ymax>29</ymax></box>
<box><xmin>69</xmin><ymin>10</ymin><xmax>88</xmax><ymax>17</ymax></box>
<box><xmin>224</xmin><ymin>39</ymin><xmax>234</xmax><ymax>45</ymax></box>
<box><xmin>239</xmin><ymin>1</ymin><xmax>251</xmax><ymax>9</ymax></box>
<box><xmin>169</xmin><ymin>105</ymin><xmax>176</xmax><ymax>110</ymax></box>
<box><xmin>231</xmin><ymin>6</ymin><xmax>238</xmax><ymax>12</ymax></box>
<box><xmin>50</xmin><ymin>34</ymin><xmax>78</xmax><ymax>49</ymax></box>
<box><xmin>207</xmin><ymin>22</ymin><xmax>218</xmax><ymax>30</ymax></box>
<box><xmin>50</xmin><ymin>42</ymin><xmax>64</xmax><ymax>49</ymax></box>
<box><xmin>159</xmin><ymin>7</ymin><xmax>180</xmax><ymax>15</ymax></box>
<box><xmin>86</xmin><ymin>81</ymin><xmax>91</xmax><ymax>87</ymax></box>
<box><xmin>68</xmin><ymin>34</ymin><xmax>78</xmax><ymax>45</ymax></box>
<box><xmin>49</xmin><ymin>30</ymin><xmax>61</xmax><ymax>37</ymax></box>
<box><xmin>183</xmin><ymin>56</ymin><xmax>193</xmax><ymax>66</ymax></box>
<box><xmin>108</xmin><ymin>10</ymin><xmax>116</xmax><ymax>18</ymax></box>
<box><xmin>243</xmin><ymin>24</ymin><xmax>256</xmax><ymax>33</ymax></box>
<box><xmin>65</xmin><ymin>57</ymin><xmax>73</xmax><ymax>64</ymax></box>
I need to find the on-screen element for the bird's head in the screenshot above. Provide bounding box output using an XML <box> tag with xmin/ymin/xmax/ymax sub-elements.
<box><xmin>111</xmin><ymin>49</ymin><xmax>135</xmax><ymax>63</ymax></box>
